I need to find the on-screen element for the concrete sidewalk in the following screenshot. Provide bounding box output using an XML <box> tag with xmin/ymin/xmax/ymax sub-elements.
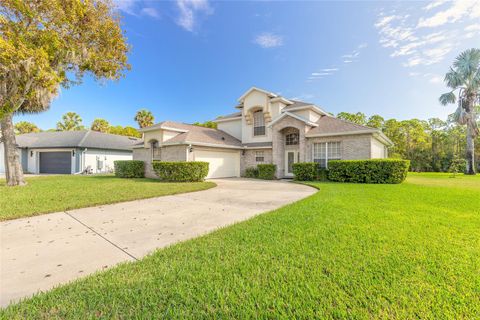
<box><xmin>0</xmin><ymin>178</ymin><xmax>315</xmax><ymax>307</ymax></box>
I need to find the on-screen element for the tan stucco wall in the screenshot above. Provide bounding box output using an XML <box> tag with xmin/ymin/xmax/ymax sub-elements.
<box><xmin>217</xmin><ymin>119</ymin><xmax>242</xmax><ymax>140</ymax></box>
<box><xmin>305</xmin><ymin>134</ymin><xmax>372</xmax><ymax>161</ymax></box>
<box><xmin>241</xmin><ymin>149</ymin><xmax>273</xmax><ymax>176</ymax></box>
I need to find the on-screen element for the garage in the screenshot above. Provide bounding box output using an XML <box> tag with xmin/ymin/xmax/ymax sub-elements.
<box><xmin>194</xmin><ymin>149</ymin><xmax>240</xmax><ymax>178</ymax></box>
<box><xmin>39</xmin><ymin>152</ymin><xmax>72</xmax><ymax>174</ymax></box>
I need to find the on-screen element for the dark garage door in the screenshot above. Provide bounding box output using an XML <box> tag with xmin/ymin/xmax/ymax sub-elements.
<box><xmin>39</xmin><ymin>152</ymin><xmax>72</xmax><ymax>174</ymax></box>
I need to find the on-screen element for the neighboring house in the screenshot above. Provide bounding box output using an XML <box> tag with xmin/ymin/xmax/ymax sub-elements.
<box><xmin>134</xmin><ymin>87</ymin><xmax>393</xmax><ymax>179</ymax></box>
<box><xmin>0</xmin><ymin>131</ymin><xmax>140</xmax><ymax>174</ymax></box>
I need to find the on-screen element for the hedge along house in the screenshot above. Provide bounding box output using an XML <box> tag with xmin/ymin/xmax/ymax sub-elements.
<box><xmin>0</xmin><ymin>131</ymin><xmax>140</xmax><ymax>174</ymax></box>
<box><xmin>133</xmin><ymin>87</ymin><xmax>393</xmax><ymax>179</ymax></box>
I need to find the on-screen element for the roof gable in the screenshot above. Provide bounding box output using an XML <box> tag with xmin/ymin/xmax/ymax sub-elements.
<box><xmin>268</xmin><ymin>112</ymin><xmax>319</xmax><ymax>128</ymax></box>
<box><xmin>238</xmin><ymin>86</ymin><xmax>278</xmax><ymax>103</ymax></box>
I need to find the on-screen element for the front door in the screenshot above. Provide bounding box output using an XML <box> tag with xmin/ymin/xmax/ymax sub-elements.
<box><xmin>284</xmin><ymin>150</ymin><xmax>299</xmax><ymax>177</ymax></box>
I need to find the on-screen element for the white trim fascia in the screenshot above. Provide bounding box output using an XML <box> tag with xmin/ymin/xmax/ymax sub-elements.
<box><xmin>139</xmin><ymin>126</ymin><xmax>189</xmax><ymax>133</ymax></box>
<box><xmin>285</xmin><ymin>105</ymin><xmax>328</xmax><ymax>116</ymax></box>
<box><xmin>267</xmin><ymin>111</ymin><xmax>319</xmax><ymax>128</ymax></box>
<box><xmin>238</xmin><ymin>87</ymin><xmax>278</xmax><ymax>102</ymax></box>
<box><xmin>270</xmin><ymin>97</ymin><xmax>293</xmax><ymax>105</ymax></box>
<box><xmin>373</xmin><ymin>132</ymin><xmax>394</xmax><ymax>146</ymax></box>
<box><xmin>162</xmin><ymin>141</ymin><xmax>244</xmax><ymax>150</ymax></box>
<box><xmin>213</xmin><ymin>116</ymin><xmax>242</xmax><ymax>123</ymax></box>
<box><xmin>243</xmin><ymin>146</ymin><xmax>273</xmax><ymax>149</ymax></box>
<box><xmin>160</xmin><ymin>126</ymin><xmax>189</xmax><ymax>133</ymax></box>
<box><xmin>132</xmin><ymin>145</ymin><xmax>145</xmax><ymax>149</ymax></box>
<box><xmin>305</xmin><ymin>129</ymin><xmax>378</xmax><ymax>138</ymax></box>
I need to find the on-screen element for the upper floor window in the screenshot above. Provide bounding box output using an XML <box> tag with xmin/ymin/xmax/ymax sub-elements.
<box><xmin>286</xmin><ymin>133</ymin><xmax>299</xmax><ymax>145</ymax></box>
<box><xmin>253</xmin><ymin>110</ymin><xmax>265</xmax><ymax>136</ymax></box>
<box><xmin>313</xmin><ymin>142</ymin><xmax>341</xmax><ymax>168</ymax></box>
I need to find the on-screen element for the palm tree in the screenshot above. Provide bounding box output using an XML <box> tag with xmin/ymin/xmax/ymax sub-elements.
<box><xmin>90</xmin><ymin>118</ymin><xmax>110</xmax><ymax>133</ymax></box>
<box><xmin>56</xmin><ymin>112</ymin><xmax>83</xmax><ymax>131</ymax></box>
<box><xmin>439</xmin><ymin>48</ymin><xmax>480</xmax><ymax>175</ymax></box>
<box><xmin>14</xmin><ymin>121</ymin><xmax>41</xmax><ymax>134</ymax></box>
<box><xmin>134</xmin><ymin>109</ymin><xmax>154</xmax><ymax>128</ymax></box>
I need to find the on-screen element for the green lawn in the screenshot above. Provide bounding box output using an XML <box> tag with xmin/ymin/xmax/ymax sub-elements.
<box><xmin>2</xmin><ymin>173</ymin><xmax>480</xmax><ymax>318</ymax></box>
<box><xmin>0</xmin><ymin>175</ymin><xmax>215</xmax><ymax>221</ymax></box>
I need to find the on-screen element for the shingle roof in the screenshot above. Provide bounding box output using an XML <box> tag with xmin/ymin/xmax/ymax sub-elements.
<box><xmin>307</xmin><ymin>116</ymin><xmax>376</xmax><ymax>136</ymax></box>
<box><xmin>215</xmin><ymin>111</ymin><xmax>242</xmax><ymax>120</ymax></box>
<box><xmin>283</xmin><ymin>100</ymin><xmax>313</xmax><ymax>109</ymax></box>
<box><xmin>159</xmin><ymin>122</ymin><xmax>243</xmax><ymax>148</ymax></box>
<box><xmin>16</xmin><ymin>131</ymin><xmax>141</xmax><ymax>151</ymax></box>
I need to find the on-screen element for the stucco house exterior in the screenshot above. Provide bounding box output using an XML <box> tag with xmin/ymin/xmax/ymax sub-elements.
<box><xmin>133</xmin><ymin>87</ymin><xmax>393</xmax><ymax>179</ymax></box>
<box><xmin>0</xmin><ymin>131</ymin><xmax>140</xmax><ymax>174</ymax></box>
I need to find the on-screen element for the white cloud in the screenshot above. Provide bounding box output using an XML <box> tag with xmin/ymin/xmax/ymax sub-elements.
<box><xmin>343</xmin><ymin>60</ymin><xmax>353</xmax><ymax>63</ymax></box>
<box><xmin>311</xmin><ymin>72</ymin><xmax>331</xmax><ymax>76</ymax></box>
<box><xmin>375</xmin><ymin>1</ymin><xmax>480</xmax><ymax>68</ymax></box>
<box><xmin>417</xmin><ymin>0</ymin><xmax>479</xmax><ymax>28</ymax></box>
<box><xmin>114</xmin><ymin>0</ymin><xmax>137</xmax><ymax>15</ymax></box>
<box><xmin>253</xmin><ymin>32</ymin><xmax>284</xmax><ymax>48</ymax></box>
<box><xmin>465</xmin><ymin>23</ymin><xmax>480</xmax><ymax>31</ymax></box>
<box><xmin>321</xmin><ymin>68</ymin><xmax>338</xmax><ymax>72</ymax></box>
<box><xmin>422</xmin><ymin>0</ymin><xmax>448</xmax><ymax>11</ymax></box>
<box><xmin>176</xmin><ymin>0</ymin><xmax>213</xmax><ymax>32</ymax></box>
<box><xmin>141</xmin><ymin>7</ymin><xmax>160</xmax><ymax>19</ymax></box>
<box><xmin>429</xmin><ymin>75</ymin><xmax>443</xmax><ymax>83</ymax></box>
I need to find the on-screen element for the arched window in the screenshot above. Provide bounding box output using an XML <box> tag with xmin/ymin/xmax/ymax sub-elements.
<box><xmin>285</xmin><ymin>133</ymin><xmax>299</xmax><ymax>145</ymax></box>
<box><xmin>253</xmin><ymin>110</ymin><xmax>265</xmax><ymax>136</ymax></box>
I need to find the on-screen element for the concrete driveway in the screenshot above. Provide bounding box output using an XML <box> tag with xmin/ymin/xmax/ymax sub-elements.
<box><xmin>0</xmin><ymin>178</ymin><xmax>315</xmax><ymax>307</ymax></box>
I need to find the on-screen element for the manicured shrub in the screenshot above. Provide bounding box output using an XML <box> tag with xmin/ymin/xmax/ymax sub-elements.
<box><xmin>257</xmin><ymin>164</ymin><xmax>276</xmax><ymax>180</ymax></box>
<box><xmin>292</xmin><ymin>162</ymin><xmax>318</xmax><ymax>181</ymax></box>
<box><xmin>114</xmin><ymin>160</ymin><xmax>145</xmax><ymax>178</ymax></box>
<box><xmin>292</xmin><ymin>162</ymin><xmax>329</xmax><ymax>181</ymax></box>
<box><xmin>152</xmin><ymin>161</ymin><xmax>209</xmax><ymax>182</ymax></box>
<box><xmin>328</xmin><ymin>159</ymin><xmax>410</xmax><ymax>184</ymax></box>
<box><xmin>244</xmin><ymin>167</ymin><xmax>259</xmax><ymax>178</ymax></box>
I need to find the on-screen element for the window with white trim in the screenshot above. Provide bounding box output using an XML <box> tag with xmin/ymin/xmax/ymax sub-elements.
<box><xmin>255</xmin><ymin>151</ymin><xmax>264</xmax><ymax>162</ymax></box>
<box><xmin>286</xmin><ymin>133</ymin><xmax>299</xmax><ymax>145</ymax></box>
<box><xmin>253</xmin><ymin>110</ymin><xmax>265</xmax><ymax>136</ymax></box>
<box><xmin>313</xmin><ymin>142</ymin><xmax>341</xmax><ymax>168</ymax></box>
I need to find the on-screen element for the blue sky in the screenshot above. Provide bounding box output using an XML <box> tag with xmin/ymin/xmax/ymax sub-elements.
<box><xmin>17</xmin><ymin>0</ymin><xmax>480</xmax><ymax>130</ymax></box>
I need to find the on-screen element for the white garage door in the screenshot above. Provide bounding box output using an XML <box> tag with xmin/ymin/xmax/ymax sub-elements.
<box><xmin>195</xmin><ymin>150</ymin><xmax>240</xmax><ymax>179</ymax></box>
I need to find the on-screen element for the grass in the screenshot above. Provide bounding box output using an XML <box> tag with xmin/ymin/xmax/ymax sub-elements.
<box><xmin>0</xmin><ymin>175</ymin><xmax>215</xmax><ymax>221</ymax></box>
<box><xmin>2</xmin><ymin>173</ymin><xmax>480</xmax><ymax>318</ymax></box>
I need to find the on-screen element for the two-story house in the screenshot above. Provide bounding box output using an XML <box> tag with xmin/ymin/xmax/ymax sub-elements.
<box><xmin>133</xmin><ymin>87</ymin><xmax>393</xmax><ymax>179</ymax></box>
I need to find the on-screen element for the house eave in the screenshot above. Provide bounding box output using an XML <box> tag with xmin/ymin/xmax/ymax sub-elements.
<box><xmin>305</xmin><ymin>129</ymin><xmax>379</xmax><ymax>138</ymax></box>
<box><xmin>285</xmin><ymin>105</ymin><xmax>328</xmax><ymax>116</ymax></box>
<box><xmin>138</xmin><ymin>126</ymin><xmax>189</xmax><ymax>133</ymax></box>
<box><xmin>268</xmin><ymin>111</ymin><xmax>319</xmax><ymax>128</ymax></box>
<box><xmin>162</xmin><ymin>141</ymin><xmax>244</xmax><ymax>150</ymax></box>
<box><xmin>238</xmin><ymin>86</ymin><xmax>278</xmax><ymax>103</ymax></box>
<box><xmin>213</xmin><ymin>116</ymin><xmax>242</xmax><ymax>123</ymax></box>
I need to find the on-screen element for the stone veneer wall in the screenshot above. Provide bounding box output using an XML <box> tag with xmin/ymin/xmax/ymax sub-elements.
<box><xmin>133</xmin><ymin>145</ymin><xmax>188</xmax><ymax>178</ymax></box>
<box><xmin>305</xmin><ymin>134</ymin><xmax>372</xmax><ymax>161</ymax></box>
<box><xmin>240</xmin><ymin>149</ymin><xmax>273</xmax><ymax>176</ymax></box>
<box><xmin>271</xmin><ymin>116</ymin><xmax>309</xmax><ymax>178</ymax></box>
<box><xmin>132</xmin><ymin>148</ymin><xmax>157</xmax><ymax>178</ymax></box>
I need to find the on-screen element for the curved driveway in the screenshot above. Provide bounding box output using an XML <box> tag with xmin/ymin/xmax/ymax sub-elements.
<box><xmin>1</xmin><ymin>178</ymin><xmax>315</xmax><ymax>307</ymax></box>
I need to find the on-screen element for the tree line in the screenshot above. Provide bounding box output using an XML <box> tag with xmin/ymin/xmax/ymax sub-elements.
<box><xmin>14</xmin><ymin>109</ymin><xmax>156</xmax><ymax>138</ymax></box>
<box><xmin>336</xmin><ymin>111</ymin><xmax>478</xmax><ymax>172</ymax></box>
